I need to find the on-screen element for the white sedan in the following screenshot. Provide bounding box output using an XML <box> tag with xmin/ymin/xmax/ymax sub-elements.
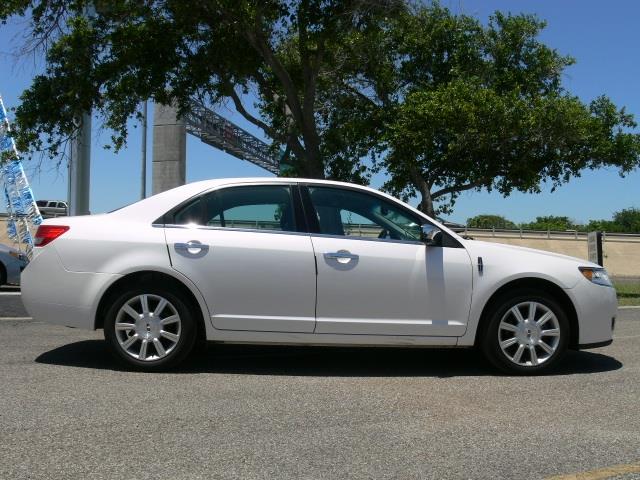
<box><xmin>21</xmin><ymin>178</ymin><xmax>617</xmax><ymax>374</ymax></box>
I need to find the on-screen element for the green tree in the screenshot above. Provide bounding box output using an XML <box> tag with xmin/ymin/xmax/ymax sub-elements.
<box><xmin>3</xmin><ymin>1</ymin><xmax>640</xmax><ymax>207</ymax></box>
<box><xmin>521</xmin><ymin>215</ymin><xmax>577</xmax><ymax>231</ymax></box>
<box><xmin>374</xmin><ymin>5</ymin><xmax>640</xmax><ymax>216</ymax></box>
<box><xmin>0</xmin><ymin>0</ymin><xmax>402</xmax><ymax>179</ymax></box>
<box><xmin>586</xmin><ymin>207</ymin><xmax>640</xmax><ymax>233</ymax></box>
<box><xmin>612</xmin><ymin>207</ymin><xmax>640</xmax><ymax>232</ymax></box>
<box><xmin>467</xmin><ymin>214</ymin><xmax>516</xmax><ymax>229</ymax></box>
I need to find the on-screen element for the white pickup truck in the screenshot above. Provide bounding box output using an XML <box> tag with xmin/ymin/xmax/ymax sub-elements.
<box><xmin>36</xmin><ymin>200</ymin><xmax>68</xmax><ymax>218</ymax></box>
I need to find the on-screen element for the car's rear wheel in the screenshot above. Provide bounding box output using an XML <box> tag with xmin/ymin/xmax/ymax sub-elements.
<box><xmin>104</xmin><ymin>284</ymin><xmax>198</xmax><ymax>371</ymax></box>
<box><xmin>481</xmin><ymin>289</ymin><xmax>569</xmax><ymax>375</ymax></box>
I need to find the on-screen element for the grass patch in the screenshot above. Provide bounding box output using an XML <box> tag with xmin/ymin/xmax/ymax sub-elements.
<box><xmin>615</xmin><ymin>282</ymin><xmax>640</xmax><ymax>306</ymax></box>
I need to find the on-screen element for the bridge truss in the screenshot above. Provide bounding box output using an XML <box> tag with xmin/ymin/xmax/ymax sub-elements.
<box><xmin>184</xmin><ymin>101</ymin><xmax>283</xmax><ymax>174</ymax></box>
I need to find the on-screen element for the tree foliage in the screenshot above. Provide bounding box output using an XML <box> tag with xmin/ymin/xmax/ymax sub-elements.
<box><xmin>520</xmin><ymin>216</ymin><xmax>577</xmax><ymax>231</ymax></box>
<box><xmin>466</xmin><ymin>208</ymin><xmax>640</xmax><ymax>233</ymax></box>
<box><xmin>0</xmin><ymin>0</ymin><xmax>402</xmax><ymax>179</ymax></box>
<box><xmin>373</xmin><ymin>5</ymin><xmax>640</xmax><ymax>216</ymax></box>
<box><xmin>1</xmin><ymin>1</ymin><xmax>639</xmax><ymax>215</ymax></box>
<box><xmin>585</xmin><ymin>208</ymin><xmax>640</xmax><ymax>233</ymax></box>
<box><xmin>466</xmin><ymin>214</ymin><xmax>516</xmax><ymax>229</ymax></box>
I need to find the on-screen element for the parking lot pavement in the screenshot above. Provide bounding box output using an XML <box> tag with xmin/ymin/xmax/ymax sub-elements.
<box><xmin>0</xmin><ymin>286</ymin><xmax>28</xmax><ymax>317</ymax></box>
<box><xmin>0</xmin><ymin>296</ymin><xmax>638</xmax><ymax>480</ymax></box>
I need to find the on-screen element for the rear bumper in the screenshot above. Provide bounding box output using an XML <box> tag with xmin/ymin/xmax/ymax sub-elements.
<box><xmin>23</xmin><ymin>300</ymin><xmax>92</xmax><ymax>329</ymax></box>
<box><xmin>21</xmin><ymin>246</ymin><xmax>119</xmax><ymax>329</ymax></box>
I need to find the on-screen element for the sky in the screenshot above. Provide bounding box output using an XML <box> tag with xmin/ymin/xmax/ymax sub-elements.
<box><xmin>0</xmin><ymin>0</ymin><xmax>638</xmax><ymax>224</ymax></box>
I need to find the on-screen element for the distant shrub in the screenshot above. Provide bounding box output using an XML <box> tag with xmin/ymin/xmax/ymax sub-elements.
<box><xmin>467</xmin><ymin>214</ymin><xmax>517</xmax><ymax>229</ymax></box>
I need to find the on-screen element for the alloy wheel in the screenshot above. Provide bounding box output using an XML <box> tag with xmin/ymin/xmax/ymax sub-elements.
<box><xmin>114</xmin><ymin>294</ymin><xmax>182</xmax><ymax>361</ymax></box>
<box><xmin>497</xmin><ymin>301</ymin><xmax>561</xmax><ymax>367</ymax></box>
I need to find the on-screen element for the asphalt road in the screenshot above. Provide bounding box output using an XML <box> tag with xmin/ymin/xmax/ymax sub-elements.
<box><xmin>0</xmin><ymin>292</ymin><xmax>638</xmax><ymax>479</ymax></box>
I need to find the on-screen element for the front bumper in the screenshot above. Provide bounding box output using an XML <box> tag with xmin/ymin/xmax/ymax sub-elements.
<box><xmin>578</xmin><ymin>339</ymin><xmax>614</xmax><ymax>349</ymax></box>
<box><xmin>568</xmin><ymin>277</ymin><xmax>618</xmax><ymax>346</ymax></box>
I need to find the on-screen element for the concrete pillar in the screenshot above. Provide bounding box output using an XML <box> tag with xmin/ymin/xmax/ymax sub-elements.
<box><xmin>152</xmin><ymin>102</ymin><xmax>186</xmax><ymax>194</ymax></box>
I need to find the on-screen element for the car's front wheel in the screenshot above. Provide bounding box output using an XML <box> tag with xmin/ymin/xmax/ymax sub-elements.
<box><xmin>104</xmin><ymin>284</ymin><xmax>198</xmax><ymax>371</ymax></box>
<box><xmin>481</xmin><ymin>289</ymin><xmax>569</xmax><ymax>375</ymax></box>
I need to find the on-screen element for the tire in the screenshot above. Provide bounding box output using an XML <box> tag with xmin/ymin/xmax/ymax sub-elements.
<box><xmin>0</xmin><ymin>263</ymin><xmax>6</xmax><ymax>286</ymax></box>
<box><xmin>104</xmin><ymin>282</ymin><xmax>198</xmax><ymax>371</ymax></box>
<box><xmin>480</xmin><ymin>289</ymin><xmax>569</xmax><ymax>375</ymax></box>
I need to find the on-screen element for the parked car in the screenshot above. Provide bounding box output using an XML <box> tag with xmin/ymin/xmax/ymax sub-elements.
<box><xmin>36</xmin><ymin>200</ymin><xmax>68</xmax><ymax>218</ymax></box>
<box><xmin>21</xmin><ymin>178</ymin><xmax>617</xmax><ymax>373</ymax></box>
<box><xmin>0</xmin><ymin>243</ymin><xmax>27</xmax><ymax>285</ymax></box>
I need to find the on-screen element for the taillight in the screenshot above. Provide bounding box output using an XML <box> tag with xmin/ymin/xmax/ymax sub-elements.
<box><xmin>34</xmin><ymin>225</ymin><xmax>70</xmax><ymax>247</ymax></box>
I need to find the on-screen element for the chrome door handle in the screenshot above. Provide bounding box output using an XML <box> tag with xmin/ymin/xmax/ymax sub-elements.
<box><xmin>175</xmin><ymin>241</ymin><xmax>209</xmax><ymax>254</ymax></box>
<box><xmin>324</xmin><ymin>251</ymin><xmax>359</xmax><ymax>261</ymax></box>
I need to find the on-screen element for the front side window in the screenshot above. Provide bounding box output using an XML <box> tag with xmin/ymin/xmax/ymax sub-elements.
<box><xmin>307</xmin><ymin>186</ymin><xmax>422</xmax><ymax>241</ymax></box>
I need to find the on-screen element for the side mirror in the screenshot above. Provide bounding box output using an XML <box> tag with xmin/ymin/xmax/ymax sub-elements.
<box><xmin>421</xmin><ymin>224</ymin><xmax>442</xmax><ymax>246</ymax></box>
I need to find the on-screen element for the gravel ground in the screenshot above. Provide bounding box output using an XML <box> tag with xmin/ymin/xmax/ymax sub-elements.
<box><xmin>0</xmin><ymin>303</ymin><xmax>638</xmax><ymax>479</ymax></box>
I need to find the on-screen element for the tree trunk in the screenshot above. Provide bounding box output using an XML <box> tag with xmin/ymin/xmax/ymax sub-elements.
<box><xmin>417</xmin><ymin>184</ymin><xmax>435</xmax><ymax>218</ymax></box>
<box><xmin>299</xmin><ymin>141</ymin><xmax>325</xmax><ymax>178</ymax></box>
<box><xmin>283</xmin><ymin>135</ymin><xmax>324</xmax><ymax>178</ymax></box>
<box><xmin>409</xmin><ymin>167</ymin><xmax>435</xmax><ymax>218</ymax></box>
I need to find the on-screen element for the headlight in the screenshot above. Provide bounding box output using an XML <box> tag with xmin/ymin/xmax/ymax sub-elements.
<box><xmin>579</xmin><ymin>267</ymin><xmax>613</xmax><ymax>287</ymax></box>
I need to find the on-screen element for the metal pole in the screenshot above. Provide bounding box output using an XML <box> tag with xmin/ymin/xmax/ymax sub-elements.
<box><xmin>68</xmin><ymin>3</ymin><xmax>94</xmax><ymax>216</ymax></box>
<box><xmin>69</xmin><ymin>112</ymin><xmax>92</xmax><ymax>215</ymax></box>
<box><xmin>141</xmin><ymin>100</ymin><xmax>147</xmax><ymax>199</ymax></box>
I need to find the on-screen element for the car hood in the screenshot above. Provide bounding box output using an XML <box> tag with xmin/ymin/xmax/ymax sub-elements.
<box><xmin>468</xmin><ymin>240</ymin><xmax>598</xmax><ymax>266</ymax></box>
<box><xmin>461</xmin><ymin>240</ymin><xmax>600</xmax><ymax>289</ymax></box>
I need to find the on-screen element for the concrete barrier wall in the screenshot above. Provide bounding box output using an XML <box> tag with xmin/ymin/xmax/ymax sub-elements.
<box><xmin>1</xmin><ymin>219</ymin><xmax>637</xmax><ymax>278</ymax></box>
<box><xmin>472</xmin><ymin>233</ymin><xmax>640</xmax><ymax>278</ymax></box>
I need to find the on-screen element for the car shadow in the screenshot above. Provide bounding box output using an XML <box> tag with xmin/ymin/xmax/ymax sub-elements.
<box><xmin>34</xmin><ymin>340</ymin><xmax>623</xmax><ymax>377</ymax></box>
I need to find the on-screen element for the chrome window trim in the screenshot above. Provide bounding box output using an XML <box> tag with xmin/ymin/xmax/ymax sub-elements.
<box><xmin>154</xmin><ymin>223</ymin><xmax>425</xmax><ymax>244</ymax></box>
<box><xmin>157</xmin><ymin>223</ymin><xmax>312</xmax><ymax>237</ymax></box>
<box><xmin>310</xmin><ymin>232</ymin><xmax>424</xmax><ymax>246</ymax></box>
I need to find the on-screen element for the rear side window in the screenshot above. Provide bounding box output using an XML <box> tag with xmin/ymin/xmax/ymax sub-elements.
<box><xmin>169</xmin><ymin>185</ymin><xmax>298</xmax><ymax>233</ymax></box>
<box><xmin>173</xmin><ymin>198</ymin><xmax>203</xmax><ymax>225</ymax></box>
<box><xmin>36</xmin><ymin>200</ymin><xmax>47</xmax><ymax>207</ymax></box>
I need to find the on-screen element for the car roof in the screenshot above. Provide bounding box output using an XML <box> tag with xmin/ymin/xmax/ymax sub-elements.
<box><xmin>105</xmin><ymin>177</ymin><xmax>461</xmax><ymax>240</ymax></box>
<box><xmin>112</xmin><ymin>177</ymin><xmax>390</xmax><ymax>221</ymax></box>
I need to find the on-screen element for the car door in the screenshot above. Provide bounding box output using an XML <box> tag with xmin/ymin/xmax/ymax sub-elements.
<box><xmin>303</xmin><ymin>185</ymin><xmax>473</xmax><ymax>336</ymax></box>
<box><xmin>164</xmin><ymin>183</ymin><xmax>317</xmax><ymax>333</ymax></box>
